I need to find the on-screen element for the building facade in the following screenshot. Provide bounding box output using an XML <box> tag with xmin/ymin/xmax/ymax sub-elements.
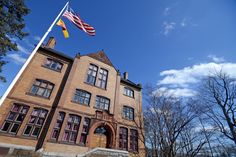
<box><xmin>0</xmin><ymin>38</ymin><xmax>145</xmax><ymax>157</ymax></box>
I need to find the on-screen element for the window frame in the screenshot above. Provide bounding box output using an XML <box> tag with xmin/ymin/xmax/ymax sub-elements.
<box><xmin>43</xmin><ymin>58</ymin><xmax>63</xmax><ymax>72</ymax></box>
<box><xmin>119</xmin><ymin>127</ymin><xmax>128</xmax><ymax>150</ymax></box>
<box><xmin>86</xmin><ymin>64</ymin><xmax>98</xmax><ymax>86</ymax></box>
<box><xmin>51</xmin><ymin>112</ymin><xmax>65</xmax><ymax>140</ymax></box>
<box><xmin>130</xmin><ymin>129</ymin><xmax>138</xmax><ymax>152</ymax></box>
<box><xmin>95</xmin><ymin>96</ymin><xmax>110</xmax><ymax>111</ymax></box>
<box><xmin>62</xmin><ymin>114</ymin><xmax>81</xmax><ymax>143</ymax></box>
<box><xmin>79</xmin><ymin>117</ymin><xmax>90</xmax><ymax>145</ymax></box>
<box><xmin>97</xmin><ymin>68</ymin><xmax>108</xmax><ymax>89</ymax></box>
<box><xmin>72</xmin><ymin>89</ymin><xmax>91</xmax><ymax>106</ymax></box>
<box><xmin>123</xmin><ymin>106</ymin><xmax>134</xmax><ymax>121</ymax></box>
<box><xmin>0</xmin><ymin>103</ymin><xmax>29</xmax><ymax>135</ymax></box>
<box><xmin>23</xmin><ymin>108</ymin><xmax>48</xmax><ymax>138</ymax></box>
<box><xmin>29</xmin><ymin>79</ymin><xmax>54</xmax><ymax>99</ymax></box>
<box><xmin>123</xmin><ymin>87</ymin><xmax>134</xmax><ymax>98</ymax></box>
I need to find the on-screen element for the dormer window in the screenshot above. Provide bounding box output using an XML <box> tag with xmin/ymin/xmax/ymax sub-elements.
<box><xmin>44</xmin><ymin>58</ymin><xmax>63</xmax><ymax>71</ymax></box>
<box><xmin>124</xmin><ymin>87</ymin><xmax>134</xmax><ymax>98</ymax></box>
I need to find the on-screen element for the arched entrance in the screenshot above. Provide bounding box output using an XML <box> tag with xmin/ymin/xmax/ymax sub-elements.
<box><xmin>92</xmin><ymin>126</ymin><xmax>109</xmax><ymax>148</ymax></box>
<box><xmin>88</xmin><ymin>122</ymin><xmax>115</xmax><ymax>149</ymax></box>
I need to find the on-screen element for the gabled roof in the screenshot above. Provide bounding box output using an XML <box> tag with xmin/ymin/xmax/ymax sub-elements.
<box><xmin>86</xmin><ymin>51</ymin><xmax>115</xmax><ymax>68</ymax></box>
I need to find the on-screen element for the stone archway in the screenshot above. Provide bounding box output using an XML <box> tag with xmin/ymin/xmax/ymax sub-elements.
<box><xmin>87</xmin><ymin>121</ymin><xmax>116</xmax><ymax>149</ymax></box>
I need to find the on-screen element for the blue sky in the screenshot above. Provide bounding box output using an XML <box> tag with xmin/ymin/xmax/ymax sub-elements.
<box><xmin>1</xmin><ymin>0</ymin><xmax>236</xmax><ymax>97</ymax></box>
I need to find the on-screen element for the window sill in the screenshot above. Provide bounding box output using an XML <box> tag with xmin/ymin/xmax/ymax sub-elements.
<box><xmin>41</xmin><ymin>65</ymin><xmax>62</xmax><ymax>73</ymax></box>
<box><xmin>122</xmin><ymin>117</ymin><xmax>134</xmax><ymax>121</ymax></box>
<box><xmin>26</xmin><ymin>92</ymin><xmax>51</xmax><ymax>100</ymax></box>
<box><xmin>21</xmin><ymin>135</ymin><xmax>38</xmax><ymax>140</ymax></box>
<box><xmin>0</xmin><ymin>131</ymin><xmax>17</xmax><ymax>137</ymax></box>
<box><xmin>84</xmin><ymin>82</ymin><xmax>107</xmax><ymax>91</ymax></box>
<box><xmin>93</xmin><ymin>106</ymin><xmax>109</xmax><ymax>112</ymax></box>
<box><xmin>0</xmin><ymin>132</ymin><xmax>38</xmax><ymax>141</ymax></box>
<box><xmin>71</xmin><ymin>100</ymin><xmax>90</xmax><ymax>107</ymax></box>
<box><xmin>59</xmin><ymin>141</ymin><xmax>79</xmax><ymax>146</ymax></box>
<box><xmin>123</xmin><ymin>94</ymin><xmax>134</xmax><ymax>99</ymax></box>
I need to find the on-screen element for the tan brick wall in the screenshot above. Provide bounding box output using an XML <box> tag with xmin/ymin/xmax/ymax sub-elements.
<box><xmin>8</xmin><ymin>50</ymin><xmax>70</xmax><ymax>108</ymax></box>
<box><xmin>0</xmin><ymin>48</ymin><xmax>145</xmax><ymax>156</ymax></box>
<box><xmin>0</xmin><ymin>136</ymin><xmax>37</xmax><ymax>147</ymax></box>
<box><xmin>57</xmin><ymin>55</ymin><xmax>117</xmax><ymax>115</ymax></box>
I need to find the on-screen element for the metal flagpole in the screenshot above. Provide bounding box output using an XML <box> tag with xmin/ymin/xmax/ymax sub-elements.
<box><xmin>0</xmin><ymin>1</ymin><xmax>69</xmax><ymax>106</ymax></box>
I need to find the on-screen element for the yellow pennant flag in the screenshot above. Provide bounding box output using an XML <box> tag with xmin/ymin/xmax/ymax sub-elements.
<box><xmin>56</xmin><ymin>19</ymin><xmax>69</xmax><ymax>38</ymax></box>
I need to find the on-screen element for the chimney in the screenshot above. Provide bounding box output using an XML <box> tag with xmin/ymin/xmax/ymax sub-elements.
<box><xmin>123</xmin><ymin>72</ymin><xmax>128</xmax><ymax>80</ymax></box>
<box><xmin>46</xmin><ymin>37</ymin><xmax>56</xmax><ymax>49</ymax></box>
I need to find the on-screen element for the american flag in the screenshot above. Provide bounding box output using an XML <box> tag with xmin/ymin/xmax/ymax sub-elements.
<box><xmin>63</xmin><ymin>8</ymin><xmax>95</xmax><ymax>36</ymax></box>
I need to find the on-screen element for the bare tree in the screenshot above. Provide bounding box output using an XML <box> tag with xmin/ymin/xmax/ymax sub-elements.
<box><xmin>198</xmin><ymin>71</ymin><xmax>236</xmax><ymax>145</ymax></box>
<box><xmin>144</xmin><ymin>85</ymin><xmax>208</xmax><ymax>157</ymax></box>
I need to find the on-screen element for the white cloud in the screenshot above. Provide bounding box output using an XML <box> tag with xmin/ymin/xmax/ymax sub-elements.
<box><xmin>163</xmin><ymin>21</ymin><xmax>176</xmax><ymax>36</ymax></box>
<box><xmin>17</xmin><ymin>44</ymin><xmax>30</xmax><ymax>55</ymax></box>
<box><xmin>180</xmin><ymin>18</ymin><xmax>187</xmax><ymax>27</ymax></box>
<box><xmin>22</xmin><ymin>38</ymin><xmax>34</xmax><ymax>48</ymax></box>
<box><xmin>163</xmin><ymin>7</ymin><xmax>171</xmax><ymax>16</ymax></box>
<box><xmin>157</xmin><ymin>62</ymin><xmax>236</xmax><ymax>97</ymax></box>
<box><xmin>156</xmin><ymin>87</ymin><xmax>197</xmax><ymax>98</ymax></box>
<box><xmin>33</xmin><ymin>36</ymin><xmax>41</xmax><ymax>42</ymax></box>
<box><xmin>208</xmin><ymin>55</ymin><xmax>225</xmax><ymax>63</ymax></box>
<box><xmin>7</xmin><ymin>53</ymin><xmax>27</xmax><ymax>64</ymax></box>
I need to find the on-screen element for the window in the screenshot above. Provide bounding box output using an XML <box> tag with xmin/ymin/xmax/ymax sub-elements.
<box><xmin>124</xmin><ymin>87</ymin><xmax>134</xmax><ymax>98</ymax></box>
<box><xmin>51</xmin><ymin>112</ymin><xmax>65</xmax><ymax>140</ymax></box>
<box><xmin>23</xmin><ymin>108</ymin><xmax>48</xmax><ymax>137</ymax></box>
<box><xmin>123</xmin><ymin>106</ymin><xmax>134</xmax><ymax>120</ymax></box>
<box><xmin>97</xmin><ymin>68</ymin><xmax>108</xmax><ymax>89</ymax></box>
<box><xmin>130</xmin><ymin>129</ymin><xmax>138</xmax><ymax>152</ymax></box>
<box><xmin>62</xmin><ymin>114</ymin><xmax>81</xmax><ymax>143</ymax></box>
<box><xmin>44</xmin><ymin>58</ymin><xmax>63</xmax><ymax>71</ymax></box>
<box><xmin>95</xmin><ymin>96</ymin><xmax>110</xmax><ymax>111</ymax></box>
<box><xmin>119</xmin><ymin>127</ymin><xmax>128</xmax><ymax>150</ymax></box>
<box><xmin>1</xmin><ymin>104</ymin><xmax>29</xmax><ymax>134</ymax></box>
<box><xmin>79</xmin><ymin>118</ymin><xmax>90</xmax><ymax>145</ymax></box>
<box><xmin>29</xmin><ymin>79</ymin><xmax>54</xmax><ymax>98</ymax></box>
<box><xmin>73</xmin><ymin>89</ymin><xmax>91</xmax><ymax>106</ymax></box>
<box><xmin>86</xmin><ymin>64</ymin><xmax>98</xmax><ymax>85</ymax></box>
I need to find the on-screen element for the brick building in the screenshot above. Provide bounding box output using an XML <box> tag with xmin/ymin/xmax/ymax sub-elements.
<box><xmin>0</xmin><ymin>38</ymin><xmax>145</xmax><ymax>157</ymax></box>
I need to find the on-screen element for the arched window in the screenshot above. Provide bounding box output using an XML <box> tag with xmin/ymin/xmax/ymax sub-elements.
<box><xmin>1</xmin><ymin>103</ymin><xmax>29</xmax><ymax>134</ymax></box>
<box><xmin>94</xmin><ymin>126</ymin><xmax>107</xmax><ymax>135</ymax></box>
<box><xmin>29</xmin><ymin>79</ymin><xmax>54</xmax><ymax>98</ymax></box>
